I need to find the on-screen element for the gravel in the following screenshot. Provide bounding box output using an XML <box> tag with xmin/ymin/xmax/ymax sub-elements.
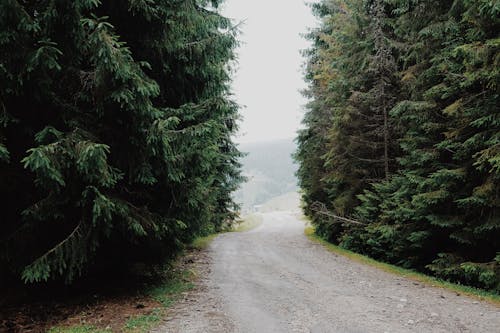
<box><xmin>157</xmin><ymin>211</ymin><xmax>500</xmax><ymax>333</ymax></box>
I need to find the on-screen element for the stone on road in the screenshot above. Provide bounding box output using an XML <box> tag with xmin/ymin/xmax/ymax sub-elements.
<box><xmin>157</xmin><ymin>211</ymin><xmax>500</xmax><ymax>333</ymax></box>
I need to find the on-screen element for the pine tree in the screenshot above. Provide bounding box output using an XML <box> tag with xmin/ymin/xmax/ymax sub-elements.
<box><xmin>297</xmin><ymin>0</ymin><xmax>499</xmax><ymax>291</ymax></box>
<box><xmin>0</xmin><ymin>0</ymin><xmax>241</xmax><ymax>284</ymax></box>
<box><xmin>297</xmin><ymin>0</ymin><xmax>401</xmax><ymax>241</ymax></box>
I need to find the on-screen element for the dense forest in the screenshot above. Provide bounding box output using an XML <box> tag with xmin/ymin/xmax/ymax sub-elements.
<box><xmin>0</xmin><ymin>0</ymin><xmax>242</xmax><ymax>285</ymax></box>
<box><xmin>296</xmin><ymin>0</ymin><xmax>499</xmax><ymax>292</ymax></box>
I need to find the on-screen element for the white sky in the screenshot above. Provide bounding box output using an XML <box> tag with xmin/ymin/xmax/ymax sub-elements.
<box><xmin>221</xmin><ymin>0</ymin><xmax>318</xmax><ymax>144</ymax></box>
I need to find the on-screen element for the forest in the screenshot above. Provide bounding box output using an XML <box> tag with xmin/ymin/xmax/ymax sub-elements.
<box><xmin>0</xmin><ymin>0</ymin><xmax>242</xmax><ymax>286</ymax></box>
<box><xmin>296</xmin><ymin>0</ymin><xmax>499</xmax><ymax>292</ymax></box>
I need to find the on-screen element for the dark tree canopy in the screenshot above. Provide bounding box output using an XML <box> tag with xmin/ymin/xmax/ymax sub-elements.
<box><xmin>0</xmin><ymin>0</ymin><xmax>242</xmax><ymax>284</ymax></box>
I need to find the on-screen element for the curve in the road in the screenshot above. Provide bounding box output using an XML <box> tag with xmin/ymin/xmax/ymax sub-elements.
<box><xmin>158</xmin><ymin>211</ymin><xmax>500</xmax><ymax>333</ymax></box>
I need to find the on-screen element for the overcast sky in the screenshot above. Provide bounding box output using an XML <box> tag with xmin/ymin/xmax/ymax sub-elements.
<box><xmin>221</xmin><ymin>0</ymin><xmax>318</xmax><ymax>144</ymax></box>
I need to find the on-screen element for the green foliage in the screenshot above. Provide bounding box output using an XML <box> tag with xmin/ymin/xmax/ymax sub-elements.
<box><xmin>0</xmin><ymin>0</ymin><xmax>242</xmax><ymax>284</ymax></box>
<box><xmin>296</xmin><ymin>0</ymin><xmax>499</xmax><ymax>292</ymax></box>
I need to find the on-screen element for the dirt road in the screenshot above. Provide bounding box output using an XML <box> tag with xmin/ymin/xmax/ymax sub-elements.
<box><xmin>158</xmin><ymin>211</ymin><xmax>500</xmax><ymax>333</ymax></box>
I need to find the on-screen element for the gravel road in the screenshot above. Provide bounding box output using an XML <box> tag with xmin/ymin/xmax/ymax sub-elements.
<box><xmin>158</xmin><ymin>211</ymin><xmax>500</xmax><ymax>333</ymax></box>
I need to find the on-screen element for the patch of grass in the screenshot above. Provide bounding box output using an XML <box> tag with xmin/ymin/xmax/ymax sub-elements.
<box><xmin>190</xmin><ymin>233</ymin><xmax>219</xmax><ymax>250</ymax></box>
<box><xmin>232</xmin><ymin>213</ymin><xmax>263</xmax><ymax>232</ymax></box>
<box><xmin>124</xmin><ymin>308</ymin><xmax>162</xmax><ymax>332</ymax></box>
<box><xmin>48</xmin><ymin>325</ymin><xmax>108</xmax><ymax>333</ymax></box>
<box><xmin>122</xmin><ymin>270</ymin><xmax>196</xmax><ymax>333</ymax></box>
<box><xmin>305</xmin><ymin>226</ymin><xmax>500</xmax><ymax>306</ymax></box>
<box><xmin>49</xmin><ymin>269</ymin><xmax>197</xmax><ymax>333</ymax></box>
<box><xmin>148</xmin><ymin>270</ymin><xmax>195</xmax><ymax>307</ymax></box>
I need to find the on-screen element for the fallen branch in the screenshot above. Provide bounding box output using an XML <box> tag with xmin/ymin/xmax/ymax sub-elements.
<box><xmin>310</xmin><ymin>201</ymin><xmax>366</xmax><ymax>226</ymax></box>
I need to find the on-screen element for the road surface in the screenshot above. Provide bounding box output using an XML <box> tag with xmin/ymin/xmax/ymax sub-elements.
<box><xmin>157</xmin><ymin>211</ymin><xmax>500</xmax><ymax>333</ymax></box>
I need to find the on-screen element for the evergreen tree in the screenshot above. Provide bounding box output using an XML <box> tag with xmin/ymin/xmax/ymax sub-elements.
<box><xmin>297</xmin><ymin>0</ymin><xmax>499</xmax><ymax>291</ymax></box>
<box><xmin>0</xmin><ymin>0</ymin><xmax>241</xmax><ymax>284</ymax></box>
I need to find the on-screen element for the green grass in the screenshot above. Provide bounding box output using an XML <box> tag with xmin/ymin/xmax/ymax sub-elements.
<box><xmin>48</xmin><ymin>325</ymin><xmax>108</xmax><ymax>333</ymax></box>
<box><xmin>123</xmin><ymin>270</ymin><xmax>195</xmax><ymax>332</ymax></box>
<box><xmin>190</xmin><ymin>233</ymin><xmax>219</xmax><ymax>250</ymax></box>
<box><xmin>305</xmin><ymin>226</ymin><xmax>500</xmax><ymax>306</ymax></box>
<box><xmin>124</xmin><ymin>309</ymin><xmax>162</xmax><ymax>332</ymax></box>
<box><xmin>49</xmin><ymin>269</ymin><xmax>196</xmax><ymax>333</ymax></box>
<box><xmin>148</xmin><ymin>270</ymin><xmax>195</xmax><ymax>307</ymax></box>
<box><xmin>232</xmin><ymin>213</ymin><xmax>263</xmax><ymax>232</ymax></box>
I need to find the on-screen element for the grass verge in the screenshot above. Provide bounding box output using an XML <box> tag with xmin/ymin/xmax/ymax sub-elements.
<box><xmin>48</xmin><ymin>259</ymin><xmax>203</xmax><ymax>333</ymax></box>
<box><xmin>232</xmin><ymin>213</ymin><xmax>263</xmax><ymax>232</ymax></box>
<box><xmin>49</xmin><ymin>269</ymin><xmax>195</xmax><ymax>333</ymax></box>
<box><xmin>48</xmin><ymin>231</ymin><xmax>221</xmax><ymax>333</ymax></box>
<box><xmin>190</xmin><ymin>233</ymin><xmax>219</xmax><ymax>250</ymax></box>
<box><xmin>305</xmin><ymin>226</ymin><xmax>500</xmax><ymax>306</ymax></box>
<box><xmin>48</xmin><ymin>326</ymin><xmax>108</xmax><ymax>333</ymax></box>
<box><xmin>122</xmin><ymin>308</ymin><xmax>163</xmax><ymax>333</ymax></box>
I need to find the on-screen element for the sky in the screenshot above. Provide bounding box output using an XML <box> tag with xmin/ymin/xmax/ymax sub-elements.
<box><xmin>221</xmin><ymin>0</ymin><xmax>318</xmax><ymax>144</ymax></box>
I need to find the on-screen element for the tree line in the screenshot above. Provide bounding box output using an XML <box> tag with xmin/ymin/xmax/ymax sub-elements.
<box><xmin>296</xmin><ymin>0</ymin><xmax>499</xmax><ymax>292</ymax></box>
<box><xmin>0</xmin><ymin>0</ymin><xmax>242</xmax><ymax>285</ymax></box>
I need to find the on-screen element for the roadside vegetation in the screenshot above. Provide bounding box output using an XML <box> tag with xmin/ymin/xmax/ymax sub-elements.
<box><xmin>295</xmin><ymin>0</ymin><xmax>499</xmax><ymax>293</ymax></box>
<box><xmin>6</xmin><ymin>213</ymin><xmax>261</xmax><ymax>332</ymax></box>
<box><xmin>305</xmin><ymin>227</ymin><xmax>500</xmax><ymax>305</ymax></box>
<box><xmin>232</xmin><ymin>213</ymin><xmax>264</xmax><ymax>232</ymax></box>
<box><xmin>1</xmin><ymin>1</ymin><xmax>242</xmax><ymax>330</ymax></box>
<box><xmin>0</xmin><ymin>0</ymin><xmax>242</xmax><ymax>287</ymax></box>
<box><xmin>38</xmin><ymin>233</ymin><xmax>210</xmax><ymax>333</ymax></box>
<box><xmin>47</xmin><ymin>268</ymin><xmax>195</xmax><ymax>333</ymax></box>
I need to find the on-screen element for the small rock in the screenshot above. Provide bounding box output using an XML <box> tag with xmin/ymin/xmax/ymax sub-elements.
<box><xmin>431</xmin><ymin>312</ymin><xmax>438</xmax><ymax>317</ymax></box>
<box><xmin>408</xmin><ymin>319</ymin><xmax>415</xmax><ymax>325</ymax></box>
<box><xmin>400</xmin><ymin>298</ymin><xmax>407</xmax><ymax>302</ymax></box>
<box><xmin>472</xmin><ymin>301</ymin><xmax>479</xmax><ymax>304</ymax></box>
<box><xmin>440</xmin><ymin>295</ymin><xmax>445</xmax><ymax>299</ymax></box>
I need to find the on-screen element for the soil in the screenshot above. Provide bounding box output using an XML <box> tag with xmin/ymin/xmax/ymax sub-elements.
<box><xmin>0</xmin><ymin>289</ymin><xmax>162</xmax><ymax>332</ymax></box>
<box><xmin>0</xmin><ymin>263</ymin><xmax>190</xmax><ymax>333</ymax></box>
<box><xmin>157</xmin><ymin>211</ymin><xmax>500</xmax><ymax>333</ymax></box>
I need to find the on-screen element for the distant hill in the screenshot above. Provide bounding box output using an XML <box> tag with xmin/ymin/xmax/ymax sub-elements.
<box><xmin>259</xmin><ymin>191</ymin><xmax>301</xmax><ymax>213</ymax></box>
<box><xmin>234</xmin><ymin>138</ymin><xmax>298</xmax><ymax>212</ymax></box>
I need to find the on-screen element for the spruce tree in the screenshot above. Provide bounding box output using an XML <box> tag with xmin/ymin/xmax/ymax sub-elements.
<box><xmin>0</xmin><ymin>0</ymin><xmax>241</xmax><ymax>284</ymax></box>
<box><xmin>297</xmin><ymin>0</ymin><xmax>499</xmax><ymax>291</ymax></box>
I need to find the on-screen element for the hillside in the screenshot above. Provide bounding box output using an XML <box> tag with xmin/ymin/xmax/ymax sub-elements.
<box><xmin>235</xmin><ymin>139</ymin><xmax>298</xmax><ymax>212</ymax></box>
